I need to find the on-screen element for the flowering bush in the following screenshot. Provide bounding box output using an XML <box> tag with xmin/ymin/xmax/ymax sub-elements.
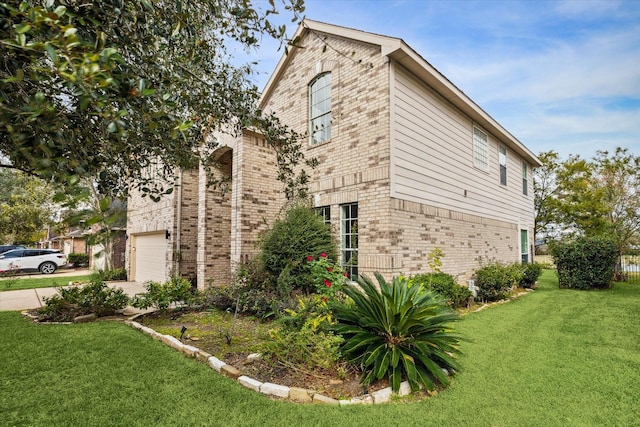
<box><xmin>308</xmin><ymin>253</ymin><xmax>347</xmax><ymax>300</ymax></box>
<box><xmin>259</xmin><ymin>204</ymin><xmax>337</xmax><ymax>293</ymax></box>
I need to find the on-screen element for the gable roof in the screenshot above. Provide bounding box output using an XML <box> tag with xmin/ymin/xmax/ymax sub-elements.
<box><xmin>260</xmin><ymin>19</ymin><xmax>541</xmax><ymax>167</ymax></box>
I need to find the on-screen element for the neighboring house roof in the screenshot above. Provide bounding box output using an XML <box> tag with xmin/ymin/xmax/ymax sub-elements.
<box><xmin>260</xmin><ymin>19</ymin><xmax>541</xmax><ymax>168</ymax></box>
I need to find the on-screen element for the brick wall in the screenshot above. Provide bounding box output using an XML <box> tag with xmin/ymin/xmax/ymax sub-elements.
<box><xmin>175</xmin><ymin>169</ymin><xmax>199</xmax><ymax>281</ymax></box>
<box><xmin>126</xmin><ymin>186</ymin><xmax>175</xmax><ymax>281</ymax></box>
<box><xmin>197</xmin><ymin>149</ymin><xmax>232</xmax><ymax>289</ymax></box>
<box><xmin>261</xmin><ymin>30</ymin><xmax>394</xmax><ymax>282</ymax></box>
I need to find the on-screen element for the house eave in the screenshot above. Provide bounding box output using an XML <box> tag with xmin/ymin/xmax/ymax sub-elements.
<box><xmin>385</xmin><ymin>45</ymin><xmax>541</xmax><ymax>167</ymax></box>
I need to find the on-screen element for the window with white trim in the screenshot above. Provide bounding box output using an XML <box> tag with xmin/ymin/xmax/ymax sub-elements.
<box><xmin>521</xmin><ymin>229</ymin><xmax>529</xmax><ymax>263</ymax></box>
<box><xmin>522</xmin><ymin>161</ymin><xmax>528</xmax><ymax>195</ymax></box>
<box><xmin>309</xmin><ymin>73</ymin><xmax>332</xmax><ymax>144</ymax></box>
<box><xmin>315</xmin><ymin>206</ymin><xmax>331</xmax><ymax>225</ymax></box>
<box><xmin>473</xmin><ymin>126</ymin><xmax>488</xmax><ymax>170</ymax></box>
<box><xmin>340</xmin><ymin>203</ymin><xmax>358</xmax><ymax>279</ymax></box>
<box><xmin>499</xmin><ymin>146</ymin><xmax>507</xmax><ymax>186</ymax></box>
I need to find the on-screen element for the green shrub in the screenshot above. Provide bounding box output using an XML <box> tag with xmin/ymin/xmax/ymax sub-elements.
<box><xmin>520</xmin><ymin>262</ymin><xmax>543</xmax><ymax>288</ymax></box>
<box><xmin>259</xmin><ymin>203</ymin><xmax>337</xmax><ymax>294</ymax></box>
<box><xmin>67</xmin><ymin>253</ymin><xmax>89</xmax><ymax>267</ymax></box>
<box><xmin>91</xmin><ymin>268</ymin><xmax>127</xmax><ymax>281</ymax></box>
<box><xmin>38</xmin><ymin>279</ymin><xmax>129</xmax><ymax>322</ymax></box>
<box><xmin>551</xmin><ymin>236</ymin><xmax>617</xmax><ymax>289</ymax></box>
<box><xmin>262</xmin><ymin>293</ymin><xmax>343</xmax><ymax>371</ymax></box>
<box><xmin>475</xmin><ymin>262</ymin><xmax>522</xmax><ymax>302</ymax></box>
<box><xmin>334</xmin><ymin>273</ymin><xmax>461</xmax><ymax>393</ymax></box>
<box><xmin>193</xmin><ymin>259</ymin><xmax>294</xmax><ymax>319</ymax></box>
<box><xmin>132</xmin><ymin>277</ymin><xmax>194</xmax><ymax>311</ymax></box>
<box><xmin>409</xmin><ymin>273</ymin><xmax>472</xmax><ymax>308</ymax></box>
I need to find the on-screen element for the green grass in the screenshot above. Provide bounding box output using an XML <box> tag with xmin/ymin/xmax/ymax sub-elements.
<box><xmin>0</xmin><ymin>274</ymin><xmax>92</xmax><ymax>292</ymax></box>
<box><xmin>1</xmin><ymin>270</ymin><xmax>639</xmax><ymax>426</ymax></box>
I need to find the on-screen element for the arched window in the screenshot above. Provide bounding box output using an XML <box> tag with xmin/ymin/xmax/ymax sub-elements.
<box><xmin>309</xmin><ymin>73</ymin><xmax>332</xmax><ymax>144</ymax></box>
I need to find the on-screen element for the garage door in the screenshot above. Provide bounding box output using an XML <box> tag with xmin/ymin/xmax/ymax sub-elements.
<box><xmin>133</xmin><ymin>233</ymin><xmax>167</xmax><ymax>283</ymax></box>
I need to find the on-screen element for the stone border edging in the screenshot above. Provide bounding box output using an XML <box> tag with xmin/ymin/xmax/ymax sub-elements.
<box><xmin>125</xmin><ymin>319</ymin><xmax>412</xmax><ymax>405</ymax></box>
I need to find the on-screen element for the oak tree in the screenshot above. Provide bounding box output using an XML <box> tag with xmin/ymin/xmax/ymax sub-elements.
<box><xmin>1</xmin><ymin>0</ymin><xmax>310</xmax><ymax>200</ymax></box>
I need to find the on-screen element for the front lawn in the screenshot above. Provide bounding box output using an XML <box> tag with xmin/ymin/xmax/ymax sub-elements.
<box><xmin>1</xmin><ymin>270</ymin><xmax>639</xmax><ymax>426</ymax></box>
<box><xmin>0</xmin><ymin>274</ymin><xmax>92</xmax><ymax>292</ymax></box>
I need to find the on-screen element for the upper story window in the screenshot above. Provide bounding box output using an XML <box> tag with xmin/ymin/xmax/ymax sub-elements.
<box><xmin>522</xmin><ymin>161</ymin><xmax>529</xmax><ymax>195</ymax></box>
<box><xmin>309</xmin><ymin>73</ymin><xmax>332</xmax><ymax>144</ymax></box>
<box><xmin>499</xmin><ymin>146</ymin><xmax>507</xmax><ymax>186</ymax></box>
<box><xmin>473</xmin><ymin>126</ymin><xmax>488</xmax><ymax>170</ymax></box>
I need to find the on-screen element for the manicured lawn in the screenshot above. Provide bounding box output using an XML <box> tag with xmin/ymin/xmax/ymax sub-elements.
<box><xmin>1</xmin><ymin>270</ymin><xmax>639</xmax><ymax>426</ymax></box>
<box><xmin>0</xmin><ymin>274</ymin><xmax>92</xmax><ymax>292</ymax></box>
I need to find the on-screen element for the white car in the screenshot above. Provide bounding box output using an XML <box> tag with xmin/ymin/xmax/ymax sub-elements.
<box><xmin>0</xmin><ymin>249</ymin><xmax>67</xmax><ymax>275</ymax></box>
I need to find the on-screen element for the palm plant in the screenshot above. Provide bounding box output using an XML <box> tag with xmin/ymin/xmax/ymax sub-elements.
<box><xmin>334</xmin><ymin>273</ymin><xmax>462</xmax><ymax>393</ymax></box>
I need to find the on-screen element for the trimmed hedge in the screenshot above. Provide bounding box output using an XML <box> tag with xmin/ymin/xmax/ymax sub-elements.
<box><xmin>551</xmin><ymin>236</ymin><xmax>617</xmax><ymax>289</ymax></box>
<box><xmin>475</xmin><ymin>262</ymin><xmax>523</xmax><ymax>302</ymax></box>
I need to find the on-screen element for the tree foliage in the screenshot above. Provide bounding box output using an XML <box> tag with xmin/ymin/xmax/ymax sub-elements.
<box><xmin>63</xmin><ymin>183</ymin><xmax>127</xmax><ymax>270</ymax></box>
<box><xmin>0</xmin><ymin>0</ymin><xmax>310</xmax><ymax>200</ymax></box>
<box><xmin>0</xmin><ymin>168</ymin><xmax>56</xmax><ymax>244</ymax></box>
<box><xmin>534</xmin><ymin>148</ymin><xmax>640</xmax><ymax>258</ymax></box>
<box><xmin>533</xmin><ymin>150</ymin><xmax>562</xmax><ymax>242</ymax></box>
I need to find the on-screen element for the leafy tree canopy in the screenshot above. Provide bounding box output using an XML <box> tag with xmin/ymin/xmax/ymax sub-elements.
<box><xmin>0</xmin><ymin>168</ymin><xmax>56</xmax><ymax>244</ymax></box>
<box><xmin>534</xmin><ymin>147</ymin><xmax>640</xmax><ymax>255</ymax></box>
<box><xmin>1</xmin><ymin>0</ymin><xmax>310</xmax><ymax>200</ymax></box>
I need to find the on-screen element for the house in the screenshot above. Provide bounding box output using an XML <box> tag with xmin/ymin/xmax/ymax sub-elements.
<box><xmin>126</xmin><ymin>20</ymin><xmax>541</xmax><ymax>288</ymax></box>
<box><xmin>88</xmin><ymin>229</ymin><xmax>127</xmax><ymax>271</ymax></box>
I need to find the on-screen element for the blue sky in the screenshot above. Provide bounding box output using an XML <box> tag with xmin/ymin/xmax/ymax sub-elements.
<box><xmin>240</xmin><ymin>0</ymin><xmax>640</xmax><ymax>161</ymax></box>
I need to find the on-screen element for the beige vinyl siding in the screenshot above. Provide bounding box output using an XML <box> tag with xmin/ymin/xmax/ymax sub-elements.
<box><xmin>390</xmin><ymin>64</ymin><xmax>532</xmax><ymax>226</ymax></box>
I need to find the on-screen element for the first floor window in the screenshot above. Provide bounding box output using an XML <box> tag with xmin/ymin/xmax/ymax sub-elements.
<box><xmin>473</xmin><ymin>126</ymin><xmax>488</xmax><ymax>170</ymax></box>
<box><xmin>521</xmin><ymin>229</ymin><xmax>529</xmax><ymax>263</ymax></box>
<box><xmin>340</xmin><ymin>203</ymin><xmax>358</xmax><ymax>279</ymax></box>
<box><xmin>315</xmin><ymin>206</ymin><xmax>331</xmax><ymax>225</ymax></box>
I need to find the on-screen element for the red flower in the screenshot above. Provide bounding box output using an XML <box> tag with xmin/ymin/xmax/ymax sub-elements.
<box><xmin>327</xmin><ymin>267</ymin><xmax>333</xmax><ymax>272</ymax></box>
<box><xmin>324</xmin><ymin>279</ymin><xmax>332</xmax><ymax>288</ymax></box>
<box><xmin>307</xmin><ymin>256</ymin><xmax>314</xmax><ymax>261</ymax></box>
<box><xmin>344</xmin><ymin>272</ymin><xmax>349</xmax><ymax>277</ymax></box>
<box><xmin>322</xmin><ymin>297</ymin><xmax>328</xmax><ymax>303</ymax></box>
<box><xmin>320</xmin><ymin>253</ymin><xmax>327</xmax><ymax>258</ymax></box>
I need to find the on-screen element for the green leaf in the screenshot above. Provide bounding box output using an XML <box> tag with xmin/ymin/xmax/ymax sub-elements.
<box><xmin>13</xmin><ymin>23</ymin><xmax>32</xmax><ymax>34</ymax></box>
<box><xmin>45</xmin><ymin>44</ymin><xmax>58</xmax><ymax>63</ymax></box>
<box><xmin>63</xmin><ymin>27</ymin><xmax>77</xmax><ymax>37</ymax></box>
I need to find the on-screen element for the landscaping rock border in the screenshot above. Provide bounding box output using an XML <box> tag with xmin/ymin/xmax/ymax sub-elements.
<box><xmin>125</xmin><ymin>319</ymin><xmax>413</xmax><ymax>405</ymax></box>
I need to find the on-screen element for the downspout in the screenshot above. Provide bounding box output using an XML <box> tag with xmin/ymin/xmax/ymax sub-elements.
<box><xmin>175</xmin><ymin>170</ymin><xmax>183</xmax><ymax>277</ymax></box>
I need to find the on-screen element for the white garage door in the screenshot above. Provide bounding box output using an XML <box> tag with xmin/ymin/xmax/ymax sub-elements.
<box><xmin>133</xmin><ymin>233</ymin><xmax>167</xmax><ymax>283</ymax></box>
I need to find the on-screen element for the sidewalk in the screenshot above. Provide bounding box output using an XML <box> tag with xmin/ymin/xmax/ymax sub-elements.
<box><xmin>0</xmin><ymin>280</ymin><xmax>147</xmax><ymax>311</ymax></box>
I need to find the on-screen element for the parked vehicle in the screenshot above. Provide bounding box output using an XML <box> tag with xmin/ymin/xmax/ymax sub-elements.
<box><xmin>0</xmin><ymin>249</ymin><xmax>67</xmax><ymax>275</ymax></box>
<box><xmin>0</xmin><ymin>245</ymin><xmax>26</xmax><ymax>254</ymax></box>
